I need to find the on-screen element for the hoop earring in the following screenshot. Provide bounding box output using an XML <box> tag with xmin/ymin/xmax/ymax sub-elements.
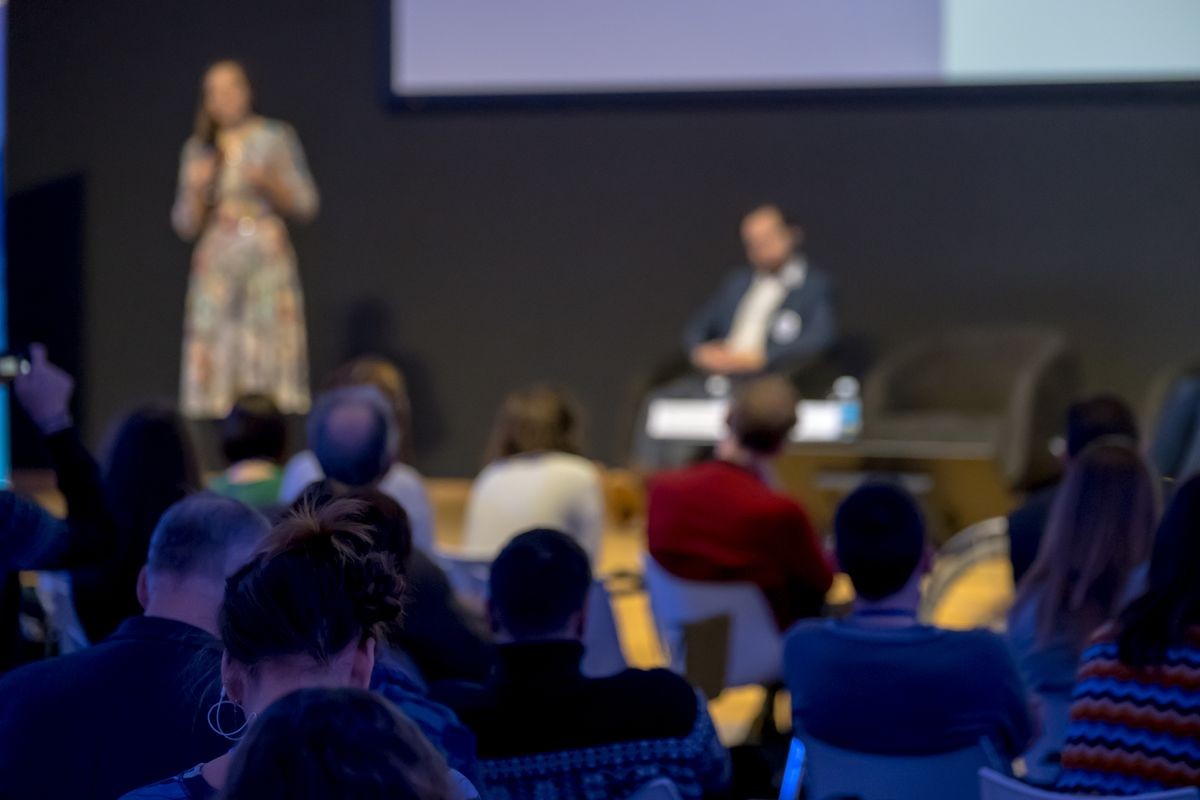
<box><xmin>207</xmin><ymin>687</ymin><xmax>255</xmax><ymax>741</ymax></box>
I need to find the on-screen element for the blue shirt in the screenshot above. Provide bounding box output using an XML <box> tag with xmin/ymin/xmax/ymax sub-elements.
<box><xmin>784</xmin><ymin>618</ymin><xmax>1032</xmax><ymax>757</ymax></box>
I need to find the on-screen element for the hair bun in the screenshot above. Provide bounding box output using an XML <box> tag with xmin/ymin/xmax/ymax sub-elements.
<box><xmin>345</xmin><ymin>549</ymin><xmax>407</xmax><ymax>632</ymax></box>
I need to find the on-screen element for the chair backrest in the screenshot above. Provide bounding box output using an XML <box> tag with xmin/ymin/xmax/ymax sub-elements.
<box><xmin>791</xmin><ymin>734</ymin><xmax>1001</xmax><ymax>800</ymax></box>
<box><xmin>436</xmin><ymin>551</ymin><xmax>492</xmax><ymax>613</ymax></box>
<box><xmin>642</xmin><ymin>554</ymin><xmax>782</xmax><ymax>691</ymax></box>
<box><xmin>626</xmin><ymin>777</ymin><xmax>684</xmax><ymax>800</ymax></box>
<box><xmin>865</xmin><ymin>326</ymin><xmax>1070</xmax><ymax>417</ymax></box>
<box><xmin>581</xmin><ymin>579</ymin><xmax>629</xmax><ymax>678</ymax></box>
<box><xmin>919</xmin><ymin>516</ymin><xmax>1010</xmax><ymax>622</ymax></box>
<box><xmin>979</xmin><ymin>767</ymin><xmax>1200</xmax><ymax>800</ymax></box>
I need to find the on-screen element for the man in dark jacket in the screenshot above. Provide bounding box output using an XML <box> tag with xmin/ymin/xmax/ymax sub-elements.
<box><xmin>0</xmin><ymin>494</ymin><xmax>268</xmax><ymax>800</ymax></box>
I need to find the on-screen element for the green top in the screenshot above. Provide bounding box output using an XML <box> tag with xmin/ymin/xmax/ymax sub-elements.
<box><xmin>208</xmin><ymin>467</ymin><xmax>284</xmax><ymax>510</ymax></box>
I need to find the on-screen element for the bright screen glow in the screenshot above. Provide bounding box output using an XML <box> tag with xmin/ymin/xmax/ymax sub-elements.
<box><xmin>392</xmin><ymin>0</ymin><xmax>1200</xmax><ymax>97</ymax></box>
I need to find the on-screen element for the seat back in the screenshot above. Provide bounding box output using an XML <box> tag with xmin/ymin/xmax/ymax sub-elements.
<box><xmin>789</xmin><ymin>734</ymin><xmax>1000</xmax><ymax>800</ymax></box>
<box><xmin>863</xmin><ymin>325</ymin><xmax>1080</xmax><ymax>489</ymax></box>
<box><xmin>581</xmin><ymin>580</ymin><xmax>629</xmax><ymax>678</ymax></box>
<box><xmin>919</xmin><ymin>516</ymin><xmax>1010</xmax><ymax>623</ymax></box>
<box><xmin>979</xmin><ymin>767</ymin><xmax>1200</xmax><ymax>800</ymax></box>
<box><xmin>642</xmin><ymin>554</ymin><xmax>782</xmax><ymax>692</ymax></box>
<box><xmin>436</xmin><ymin>551</ymin><xmax>492</xmax><ymax>613</ymax></box>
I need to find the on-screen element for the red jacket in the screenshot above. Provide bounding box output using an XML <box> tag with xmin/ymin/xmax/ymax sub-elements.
<box><xmin>647</xmin><ymin>460</ymin><xmax>834</xmax><ymax>630</ymax></box>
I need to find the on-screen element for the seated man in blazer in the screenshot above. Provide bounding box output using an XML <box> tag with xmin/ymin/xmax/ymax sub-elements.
<box><xmin>685</xmin><ymin>204</ymin><xmax>836</xmax><ymax>376</ymax></box>
<box><xmin>632</xmin><ymin>204</ymin><xmax>837</xmax><ymax>468</ymax></box>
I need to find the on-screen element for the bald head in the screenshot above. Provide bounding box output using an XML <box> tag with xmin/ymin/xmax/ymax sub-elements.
<box><xmin>727</xmin><ymin>375</ymin><xmax>798</xmax><ymax>455</ymax></box>
<box><xmin>309</xmin><ymin>386</ymin><xmax>394</xmax><ymax>488</ymax></box>
<box><xmin>741</xmin><ymin>204</ymin><xmax>801</xmax><ymax>273</ymax></box>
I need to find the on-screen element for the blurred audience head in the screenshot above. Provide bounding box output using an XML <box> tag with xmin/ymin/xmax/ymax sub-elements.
<box><xmin>835</xmin><ymin>482</ymin><xmax>927</xmax><ymax>603</ymax></box>
<box><xmin>104</xmin><ymin>404</ymin><xmax>202</xmax><ymax>545</ymax></box>
<box><xmin>488</xmin><ymin>529</ymin><xmax>591</xmax><ymax>642</ymax></box>
<box><xmin>1066</xmin><ymin>395</ymin><xmax>1139</xmax><ymax>459</ymax></box>
<box><xmin>222</xmin><ymin>688</ymin><xmax>454</xmax><ymax>800</ymax></box>
<box><xmin>1117</xmin><ymin>475</ymin><xmax>1200</xmax><ymax>666</ymax></box>
<box><xmin>222</xmin><ymin>393</ymin><xmax>286</xmax><ymax>466</ymax></box>
<box><xmin>486</xmin><ymin>384</ymin><xmax>581</xmax><ymax>462</ymax></box>
<box><xmin>725</xmin><ymin>375</ymin><xmax>798</xmax><ymax>457</ymax></box>
<box><xmin>741</xmin><ymin>204</ymin><xmax>801</xmax><ymax>273</ymax></box>
<box><xmin>138</xmin><ymin>493</ymin><xmax>269</xmax><ymax>635</ymax></box>
<box><xmin>308</xmin><ymin>385</ymin><xmax>396</xmax><ymax>488</ymax></box>
<box><xmin>196</xmin><ymin>59</ymin><xmax>252</xmax><ymax>143</ymax></box>
<box><xmin>1020</xmin><ymin>440</ymin><xmax>1158</xmax><ymax>647</ymax></box>
<box><xmin>322</xmin><ymin>356</ymin><xmax>414</xmax><ymax>465</ymax></box>
<box><xmin>218</xmin><ymin>499</ymin><xmax>405</xmax><ymax>717</ymax></box>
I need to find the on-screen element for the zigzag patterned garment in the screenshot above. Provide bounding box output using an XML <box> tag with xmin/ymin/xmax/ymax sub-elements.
<box><xmin>1058</xmin><ymin>627</ymin><xmax>1200</xmax><ymax>795</ymax></box>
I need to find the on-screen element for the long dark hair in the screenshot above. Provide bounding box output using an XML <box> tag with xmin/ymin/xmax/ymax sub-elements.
<box><xmin>1116</xmin><ymin>475</ymin><xmax>1200</xmax><ymax>666</ymax></box>
<box><xmin>1014</xmin><ymin>440</ymin><xmax>1158</xmax><ymax>650</ymax></box>
<box><xmin>193</xmin><ymin>59</ymin><xmax>251</xmax><ymax>146</ymax></box>
<box><xmin>104</xmin><ymin>405</ymin><xmax>202</xmax><ymax>550</ymax></box>
<box><xmin>71</xmin><ymin>404</ymin><xmax>202</xmax><ymax>642</ymax></box>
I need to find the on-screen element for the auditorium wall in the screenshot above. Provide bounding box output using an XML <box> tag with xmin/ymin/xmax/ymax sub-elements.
<box><xmin>8</xmin><ymin>0</ymin><xmax>1200</xmax><ymax>475</ymax></box>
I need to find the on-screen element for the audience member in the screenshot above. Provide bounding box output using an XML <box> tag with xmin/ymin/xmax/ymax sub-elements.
<box><xmin>648</xmin><ymin>375</ymin><xmax>833</xmax><ymax>629</ymax></box>
<box><xmin>461</xmin><ymin>384</ymin><xmax>603</xmax><ymax>560</ymax></box>
<box><xmin>296</xmin><ymin>476</ymin><xmax>491</xmax><ymax>685</ymax></box>
<box><xmin>434</xmin><ymin>529</ymin><xmax>731</xmax><ymax>799</ymax></box>
<box><xmin>123</xmin><ymin>499</ymin><xmax>466</xmax><ymax>799</ymax></box>
<box><xmin>208</xmin><ymin>393</ymin><xmax>287</xmax><ymax>510</ymax></box>
<box><xmin>280</xmin><ymin>357</ymin><xmax>434</xmax><ymax>552</ymax></box>
<box><xmin>1058</xmin><ymin>476</ymin><xmax>1200</xmax><ymax>795</ymax></box>
<box><xmin>0</xmin><ymin>494</ymin><xmax>268</xmax><ymax>800</ymax></box>
<box><xmin>295</xmin><ymin>484</ymin><xmax>483</xmax><ymax>775</ymax></box>
<box><xmin>785</xmin><ymin>483</ymin><xmax>1032</xmax><ymax>758</ymax></box>
<box><xmin>1008</xmin><ymin>440</ymin><xmax>1158</xmax><ymax>779</ymax></box>
<box><xmin>12</xmin><ymin>344</ymin><xmax>203</xmax><ymax>646</ymax></box>
<box><xmin>221</xmin><ymin>687</ymin><xmax>460</xmax><ymax>800</ymax></box>
<box><xmin>1008</xmin><ymin>395</ymin><xmax>1140</xmax><ymax>583</ymax></box>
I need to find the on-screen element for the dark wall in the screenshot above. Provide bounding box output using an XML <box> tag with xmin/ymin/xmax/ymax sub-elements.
<box><xmin>9</xmin><ymin>0</ymin><xmax>1200</xmax><ymax>475</ymax></box>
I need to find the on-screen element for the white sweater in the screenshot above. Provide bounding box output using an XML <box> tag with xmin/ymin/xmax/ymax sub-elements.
<box><xmin>461</xmin><ymin>452</ymin><xmax>603</xmax><ymax>561</ymax></box>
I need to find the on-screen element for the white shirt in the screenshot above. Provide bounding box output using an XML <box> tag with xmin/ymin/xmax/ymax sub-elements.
<box><xmin>461</xmin><ymin>452</ymin><xmax>604</xmax><ymax>560</ymax></box>
<box><xmin>725</xmin><ymin>257</ymin><xmax>807</xmax><ymax>354</ymax></box>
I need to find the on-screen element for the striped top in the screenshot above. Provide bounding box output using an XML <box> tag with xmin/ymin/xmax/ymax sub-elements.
<box><xmin>1058</xmin><ymin>626</ymin><xmax>1200</xmax><ymax>795</ymax></box>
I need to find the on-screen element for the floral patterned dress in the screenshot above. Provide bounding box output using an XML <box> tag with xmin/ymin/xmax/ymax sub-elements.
<box><xmin>172</xmin><ymin>117</ymin><xmax>318</xmax><ymax>418</ymax></box>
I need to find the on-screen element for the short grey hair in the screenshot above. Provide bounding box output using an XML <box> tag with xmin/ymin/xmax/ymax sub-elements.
<box><xmin>147</xmin><ymin>493</ymin><xmax>269</xmax><ymax>580</ymax></box>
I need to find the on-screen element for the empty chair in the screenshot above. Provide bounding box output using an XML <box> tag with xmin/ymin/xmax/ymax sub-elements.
<box><xmin>642</xmin><ymin>553</ymin><xmax>782</xmax><ymax>696</ymax></box>
<box><xmin>863</xmin><ymin>325</ymin><xmax>1081</xmax><ymax>490</ymax></box>
<box><xmin>979</xmin><ymin>768</ymin><xmax>1200</xmax><ymax>800</ymax></box>
<box><xmin>782</xmin><ymin>733</ymin><xmax>1001</xmax><ymax>800</ymax></box>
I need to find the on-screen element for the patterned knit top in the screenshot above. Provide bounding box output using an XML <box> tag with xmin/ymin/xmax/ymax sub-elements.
<box><xmin>1057</xmin><ymin>625</ymin><xmax>1200</xmax><ymax>795</ymax></box>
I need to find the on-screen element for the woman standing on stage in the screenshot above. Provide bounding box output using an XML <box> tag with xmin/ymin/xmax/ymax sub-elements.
<box><xmin>172</xmin><ymin>59</ymin><xmax>318</xmax><ymax>420</ymax></box>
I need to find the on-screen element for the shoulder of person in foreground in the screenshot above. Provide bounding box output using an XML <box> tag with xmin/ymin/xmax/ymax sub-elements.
<box><xmin>117</xmin><ymin>765</ymin><xmax>202</xmax><ymax>800</ymax></box>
